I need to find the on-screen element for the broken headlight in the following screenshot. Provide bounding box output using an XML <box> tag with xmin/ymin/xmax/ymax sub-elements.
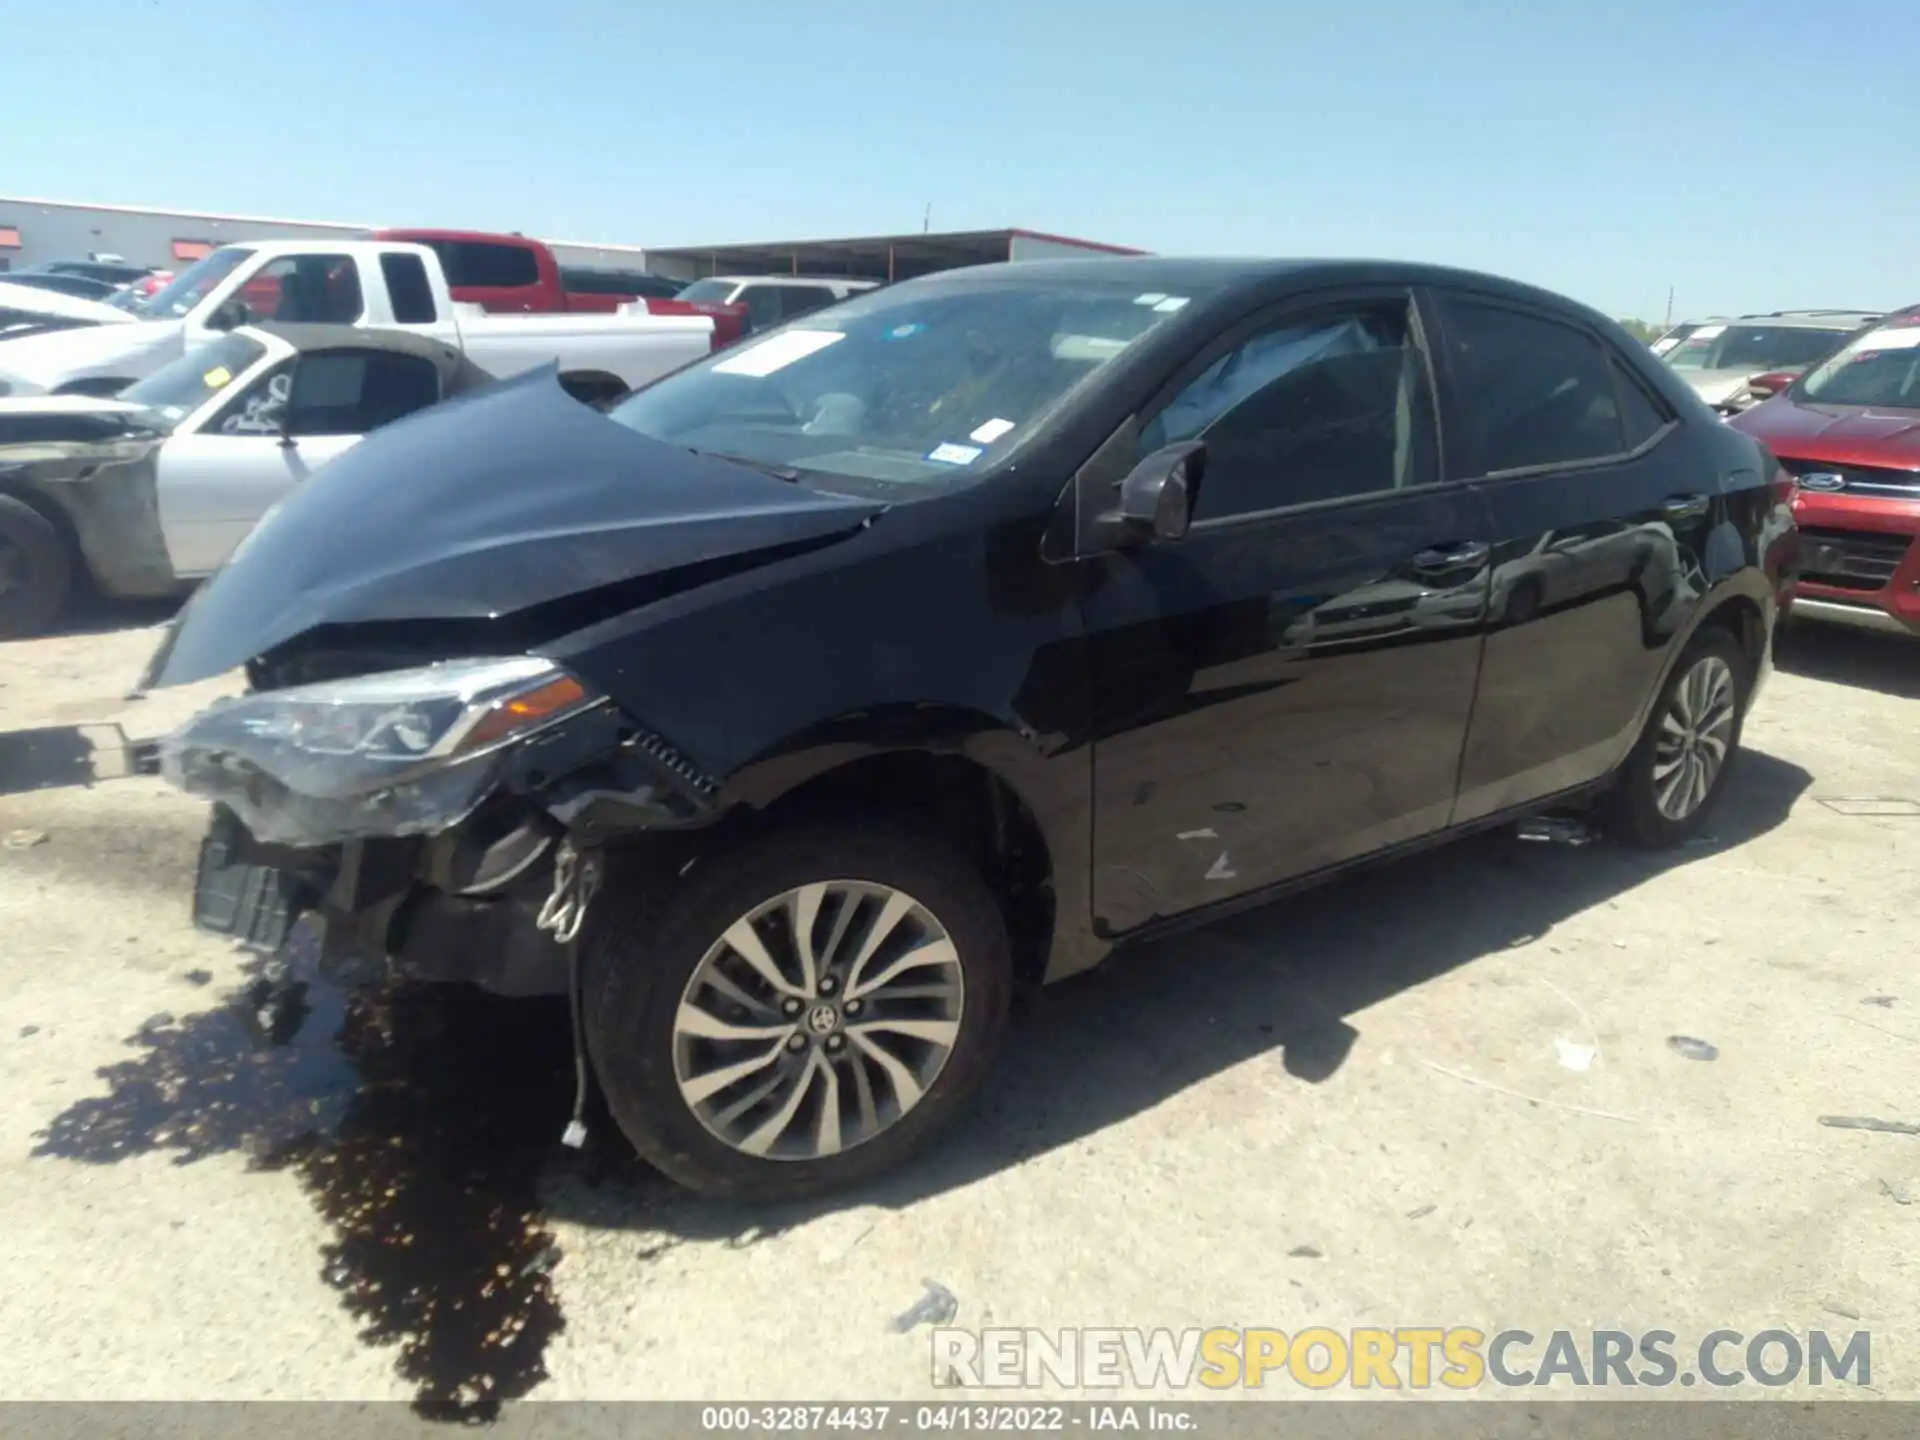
<box><xmin>159</xmin><ymin>656</ymin><xmax>601</xmax><ymax>845</ymax></box>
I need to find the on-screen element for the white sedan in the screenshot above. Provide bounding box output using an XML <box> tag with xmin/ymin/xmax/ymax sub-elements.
<box><xmin>0</xmin><ymin>324</ymin><xmax>494</xmax><ymax>636</ymax></box>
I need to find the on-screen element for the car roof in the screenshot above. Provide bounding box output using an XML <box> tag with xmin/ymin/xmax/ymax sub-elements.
<box><xmin>1725</xmin><ymin>310</ymin><xmax>1882</xmax><ymax>329</ymax></box>
<box><xmin>701</xmin><ymin>275</ymin><xmax>875</xmax><ymax>287</ymax></box>
<box><xmin>896</xmin><ymin>256</ymin><xmax>1611</xmax><ymax>313</ymax></box>
<box><xmin>243</xmin><ymin>323</ymin><xmax>497</xmax><ymax>397</ymax></box>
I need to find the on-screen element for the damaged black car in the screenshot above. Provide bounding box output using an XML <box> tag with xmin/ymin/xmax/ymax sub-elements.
<box><xmin>145</xmin><ymin>258</ymin><xmax>1796</xmax><ymax>1199</ymax></box>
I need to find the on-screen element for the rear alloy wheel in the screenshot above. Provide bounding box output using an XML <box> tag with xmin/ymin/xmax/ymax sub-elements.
<box><xmin>1605</xmin><ymin>628</ymin><xmax>1748</xmax><ymax>848</ymax></box>
<box><xmin>0</xmin><ymin>495</ymin><xmax>74</xmax><ymax>640</ymax></box>
<box><xmin>584</xmin><ymin>822</ymin><xmax>1012</xmax><ymax>1199</ymax></box>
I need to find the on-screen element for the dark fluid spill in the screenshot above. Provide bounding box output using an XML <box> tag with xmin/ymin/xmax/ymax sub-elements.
<box><xmin>33</xmin><ymin>938</ymin><xmax>582</xmax><ymax>1421</ymax></box>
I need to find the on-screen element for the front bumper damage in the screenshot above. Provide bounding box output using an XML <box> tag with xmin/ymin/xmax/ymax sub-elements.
<box><xmin>186</xmin><ymin>700</ymin><xmax>722</xmax><ymax>996</ymax></box>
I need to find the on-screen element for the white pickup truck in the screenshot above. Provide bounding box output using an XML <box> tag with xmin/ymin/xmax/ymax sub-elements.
<box><xmin>0</xmin><ymin>239</ymin><xmax>720</xmax><ymax>400</ymax></box>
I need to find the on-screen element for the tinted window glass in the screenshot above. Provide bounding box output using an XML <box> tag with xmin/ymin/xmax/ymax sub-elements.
<box><xmin>1144</xmin><ymin>301</ymin><xmax>1437</xmax><ymax>520</ymax></box>
<box><xmin>737</xmin><ymin>286</ymin><xmax>790</xmax><ymax>331</ymax></box>
<box><xmin>437</xmin><ymin>242</ymin><xmax>540</xmax><ymax>289</ymax></box>
<box><xmin>779</xmin><ymin>287</ymin><xmax>836</xmax><ymax>320</ymax></box>
<box><xmin>285</xmin><ymin>351</ymin><xmax>442</xmax><ymax>436</ymax></box>
<box><xmin>380</xmin><ymin>254</ymin><xmax>438</xmax><ymax>323</ymax></box>
<box><xmin>235</xmin><ymin>254</ymin><xmax>364</xmax><ymax>326</ymax></box>
<box><xmin>1666</xmin><ymin>323</ymin><xmax>1853</xmax><ymax>373</ymax></box>
<box><xmin>1444</xmin><ymin>299</ymin><xmax>1624</xmax><ymax>474</ymax></box>
<box><xmin>677</xmin><ymin>279</ymin><xmax>736</xmax><ymax>303</ymax></box>
<box><xmin>1611</xmin><ymin>357</ymin><xmax>1669</xmax><ymax>449</ymax></box>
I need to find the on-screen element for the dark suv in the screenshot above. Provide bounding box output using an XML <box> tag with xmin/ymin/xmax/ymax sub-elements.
<box><xmin>146</xmin><ymin>259</ymin><xmax>1796</xmax><ymax>1199</ymax></box>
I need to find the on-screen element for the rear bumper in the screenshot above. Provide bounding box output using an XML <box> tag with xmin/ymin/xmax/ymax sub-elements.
<box><xmin>1790</xmin><ymin>596</ymin><xmax>1920</xmax><ymax>637</ymax></box>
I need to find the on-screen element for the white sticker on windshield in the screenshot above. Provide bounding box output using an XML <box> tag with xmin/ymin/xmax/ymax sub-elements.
<box><xmin>712</xmin><ymin>329</ymin><xmax>845</xmax><ymax>377</ymax></box>
<box><xmin>927</xmin><ymin>442</ymin><xmax>983</xmax><ymax>465</ymax></box>
<box><xmin>1689</xmin><ymin>324</ymin><xmax>1727</xmax><ymax>341</ymax></box>
<box><xmin>1133</xmin><ymin>293</ymin><xmax>1168</xmax><ymax>306</ymax></box>
<box><xmin>1152</xmin><ymin>296</ymin><xmax>1190</xmax><ymax>313</ymax></box>
<box><xmin>969</xmin><ymin>417</ymin><xmax>1016</xmax><ymax>444</ymax></box>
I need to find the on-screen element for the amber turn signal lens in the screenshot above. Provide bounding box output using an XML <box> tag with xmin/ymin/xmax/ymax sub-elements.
<box><xmin>453</xmin><ymin>674</ymin><xmax>590</xmax><ymax>754</ymax></box>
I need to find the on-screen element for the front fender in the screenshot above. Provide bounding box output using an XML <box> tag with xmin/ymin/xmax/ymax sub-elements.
<box><xmin>719</xmin><ymin>706</ymin><xmax>1101</xmax><ymax>984</ymax></box>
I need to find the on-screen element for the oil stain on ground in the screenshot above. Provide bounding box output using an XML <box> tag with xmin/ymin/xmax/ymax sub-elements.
<box><xmin>31</xmin><ymin>938</ymin><xmax>584</xmax><ymax>1421</ymax></box>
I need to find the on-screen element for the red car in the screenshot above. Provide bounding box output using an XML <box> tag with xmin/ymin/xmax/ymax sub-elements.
<box><xmin>1732</xmin><ymin>309</ymin><xmax>1920</xmax><ymax>637</ymax></box>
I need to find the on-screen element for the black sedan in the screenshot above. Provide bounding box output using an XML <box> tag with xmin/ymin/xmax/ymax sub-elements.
<box><xmin>145</xmin><ymin>257</ymin><xmax>1796</xmax><ymax>1199</ymax></box>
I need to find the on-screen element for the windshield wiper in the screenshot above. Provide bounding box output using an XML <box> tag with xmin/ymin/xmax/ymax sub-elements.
<box><xmin>687</xmin><ymin>447</ymin><xmax>803</xmax><ymax>483</ymax></box>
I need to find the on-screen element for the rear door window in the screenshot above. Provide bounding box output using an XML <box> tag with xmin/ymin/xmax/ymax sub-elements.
<box><xmin>1440</xmin><ymin>298</ymin><xmax>1627</xmax><ymax>475</ymax></box>
<box><xmin>285</xmin><ymin>351</ymin><xmax>443</xmax><ymax>436</ymax></box>
<box><xmin>380</xmin><ymin>254</ymin><xmax>438</xmax><ymax>323</ymax></box>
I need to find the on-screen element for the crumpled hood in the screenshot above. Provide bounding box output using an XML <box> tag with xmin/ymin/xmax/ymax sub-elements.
<box><xmin>0</xmin><ymin>394</ymin><xmax>161</xmax><ymax>453</ymax></box>
<box><xmin>1731</xmin><ymin>395</ymin><xmax>1920</xmax><ymax>467</ymax></box>
<box><xmin>0</xmin><ymin>319</ymin><xmax>184</xmax><ymax>395</ymax></box>
<box><xmin>142</xmin><ymin>368</ymin><xmax>886</xmax><ymax>688</ymax></box>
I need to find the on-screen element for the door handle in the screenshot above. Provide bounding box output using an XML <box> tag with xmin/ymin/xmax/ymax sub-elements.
<box><xmin>1411</xmin><ymin>540</ymin><xmax>1490</xmax><ymax>572</ymax></box>
<box><xmin>1659</xmin><ymin>494</ymin><xmax>1709</xmax><ymax>523</ymax></box>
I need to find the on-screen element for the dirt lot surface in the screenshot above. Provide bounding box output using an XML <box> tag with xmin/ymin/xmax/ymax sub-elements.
<box><xmin>1</xmin><ymin>603</ymin><xmax>1915</xmax><ymax>1419</ymax></box>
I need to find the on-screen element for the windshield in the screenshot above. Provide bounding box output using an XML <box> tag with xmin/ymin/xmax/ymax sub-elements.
<box><xmin>1664</xmin><ymin>323</ymin><xmax>1854</xmax><ymax>374</ymax></box>
<box><xmin>1797</xmin><ymin>320</ymin><xmax>1920</xmax><ymax>408</ymax></box>
<box><xmin>608</xmin><ymin>280</ymin><xmax>1201</xmax><ymax>487</ymax></box>
<box><xmin>676</xmin><ymin>279</ymin><xmax>738</xmax><ymax>303</ymax></box>
<box><xmin>119</xmin><ymin>332</ymin><xmax>268</xmax><ymax>424</ymax></box>
<box><xmin>131</xmin><ymin>247</ymin><xmax>254</xmax><ymax>319</ymax></box>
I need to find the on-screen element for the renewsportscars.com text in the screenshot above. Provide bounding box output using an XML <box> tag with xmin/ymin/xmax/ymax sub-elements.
<box><xmin>931</xmin><ymin>1327</ymin><xmax>1872</xmax><ymax>1391</ymax></box>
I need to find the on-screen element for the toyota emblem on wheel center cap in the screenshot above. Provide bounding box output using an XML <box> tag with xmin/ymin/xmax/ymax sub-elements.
<box><xmin>807</xmin><ymin>1003</ymin><xmax>840</xmax><ymax>1036</ymax></box>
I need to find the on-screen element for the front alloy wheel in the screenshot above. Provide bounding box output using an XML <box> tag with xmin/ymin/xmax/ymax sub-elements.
<box><xmin>584</xmin><ymin>822</ymin><xmax>1013</xmax><ymax>1199</ymax></box>
<box><xmin>673</xmin><ymin>881</ymin><xmax>966</xmax><ymax>1161</ymax></box>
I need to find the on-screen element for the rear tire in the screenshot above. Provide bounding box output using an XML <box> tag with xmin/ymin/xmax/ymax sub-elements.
<box><xmin>1603</xmin><ymin>627</ymin><xmax>1748</xmax><ymax>849</ymax></box>
<box><xmin>0</xmin><ymin>495</ymin><xmax>74</xmax><ymax>640</ymax></box>
<box><xmin>582</xmin><ymin>820</ymin><xmax>1013</xmax><ymax>1200</ymax></box>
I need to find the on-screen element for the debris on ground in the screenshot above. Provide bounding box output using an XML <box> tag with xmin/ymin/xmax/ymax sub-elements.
<box><xmin>1820</xmin><ymin>1116</ymin><xmax>1920</xmax><ymax>1137</ymax></box>
<box><xmin>890</xmin><ymin>1280</ymin><xmax>958</xmax><ymax>1333</ymax></box>
<box><xmin>1405</xmin><ymin>1204</ymin><xmax>1436</xmax><ymax>1220</ymax></box>
<box><xmin>1516</xmin><ymin>818</ymin><xmax>1593</xmax><ymax>846</ymax></box>
<box><xmin>1882</xmin><ymin>1180</ymin><xmax>1914</xmax><ymax>1205</ymax></box>
<box><xmin>1288</xmin><ymin>1244</ymin><xmax>1324</xmax><ymax>1258</ymax></box>
<box><xmin>1863</xmin><ymin>996</ymin><xmax>1898</xmax><ymax>1009</ymax></box>
<box><xmin>182</xmin><ymin>970</ymin><xmax>213</xmax><ymax>987</ymax></box>
<box><xmin>18</xmin><ymin>1025</ymin><xmax>40</xmax><ymax>1038</ymax></box>
<box><xmin>2</xmin><ymin>828</ymin><xmax>49</xmax><ymax>850</ymax></box>
<box><xmin>1667</xmin><ymin>1036</ymin><xmax>1719</xmax><ymax>1062</ymax></box>
<box><xmin>1554</xmin><ymin>1038</ymin><xmax>1597</xmax><ymax>1072</ymax></box>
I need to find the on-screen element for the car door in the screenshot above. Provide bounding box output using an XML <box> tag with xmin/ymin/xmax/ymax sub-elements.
<box><xmin>1081</xmin><ymin>288</ymin><xmax>1493</xmax><ymax>934</ymax></box>
<box><xmin>157</xmin><ymin>347</ymin><xmax>443</xmax><ymax>576</ymax></box>
<box><xmin>1428</xmin><ymin>290</ymin><xmax>1715</xmax><ymax>823</ymax></box>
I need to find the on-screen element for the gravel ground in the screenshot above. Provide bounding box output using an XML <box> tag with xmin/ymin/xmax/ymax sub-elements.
<box><xmin>1</xmin><ymin>603</ymin><xmax>1915</xmax><ymax>1418</ymax></box>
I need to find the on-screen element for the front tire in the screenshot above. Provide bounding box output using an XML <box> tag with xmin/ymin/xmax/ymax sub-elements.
<box><xmin>583</xmin><ymin>821</ymin><xmax>1013</xmax><ymax>1200</ymax></box>
<box><xmin>1604</xmin><ymin>627</ymin><xmax>1748</xmax><ymax>848</ymax></box>
<box><xmin>0</xmin><ymin>495</ymin><xmax>74</xmax><ymax>640</ymax></box>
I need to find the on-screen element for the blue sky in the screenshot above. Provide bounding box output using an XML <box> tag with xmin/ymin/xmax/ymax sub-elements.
<box><xmin>4</xmin><ymin>0</ymin><xmax>1916</xmax><ymax>321</ymax></box>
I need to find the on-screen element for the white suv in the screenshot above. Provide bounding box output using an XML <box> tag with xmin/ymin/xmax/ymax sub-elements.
<box><xmin>673</xmin><ymin>275</ymin><xmax>878</xmax><ymax>330</ymax></box>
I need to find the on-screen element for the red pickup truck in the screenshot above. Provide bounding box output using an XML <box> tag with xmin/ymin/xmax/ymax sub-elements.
<box><xmin>369</xmin><ymin>229</ymin><xmax>675</xmax><ymax>312</ymax></box>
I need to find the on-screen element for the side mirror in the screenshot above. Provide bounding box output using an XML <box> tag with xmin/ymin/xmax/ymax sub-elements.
<box><xmin>1093</xmin><ymin>441</ymin><xmax>1206</xmax><ymax>549</ymax></box>
<box><xmin>1746</xmin><ymin>370</ymin><xmax>1795</xmax><ymax>398</ymax></box>
<box><xmin>205</xmin><ymin>299</ymin><xmax>247</xmax><ymax>333</ymax></box>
